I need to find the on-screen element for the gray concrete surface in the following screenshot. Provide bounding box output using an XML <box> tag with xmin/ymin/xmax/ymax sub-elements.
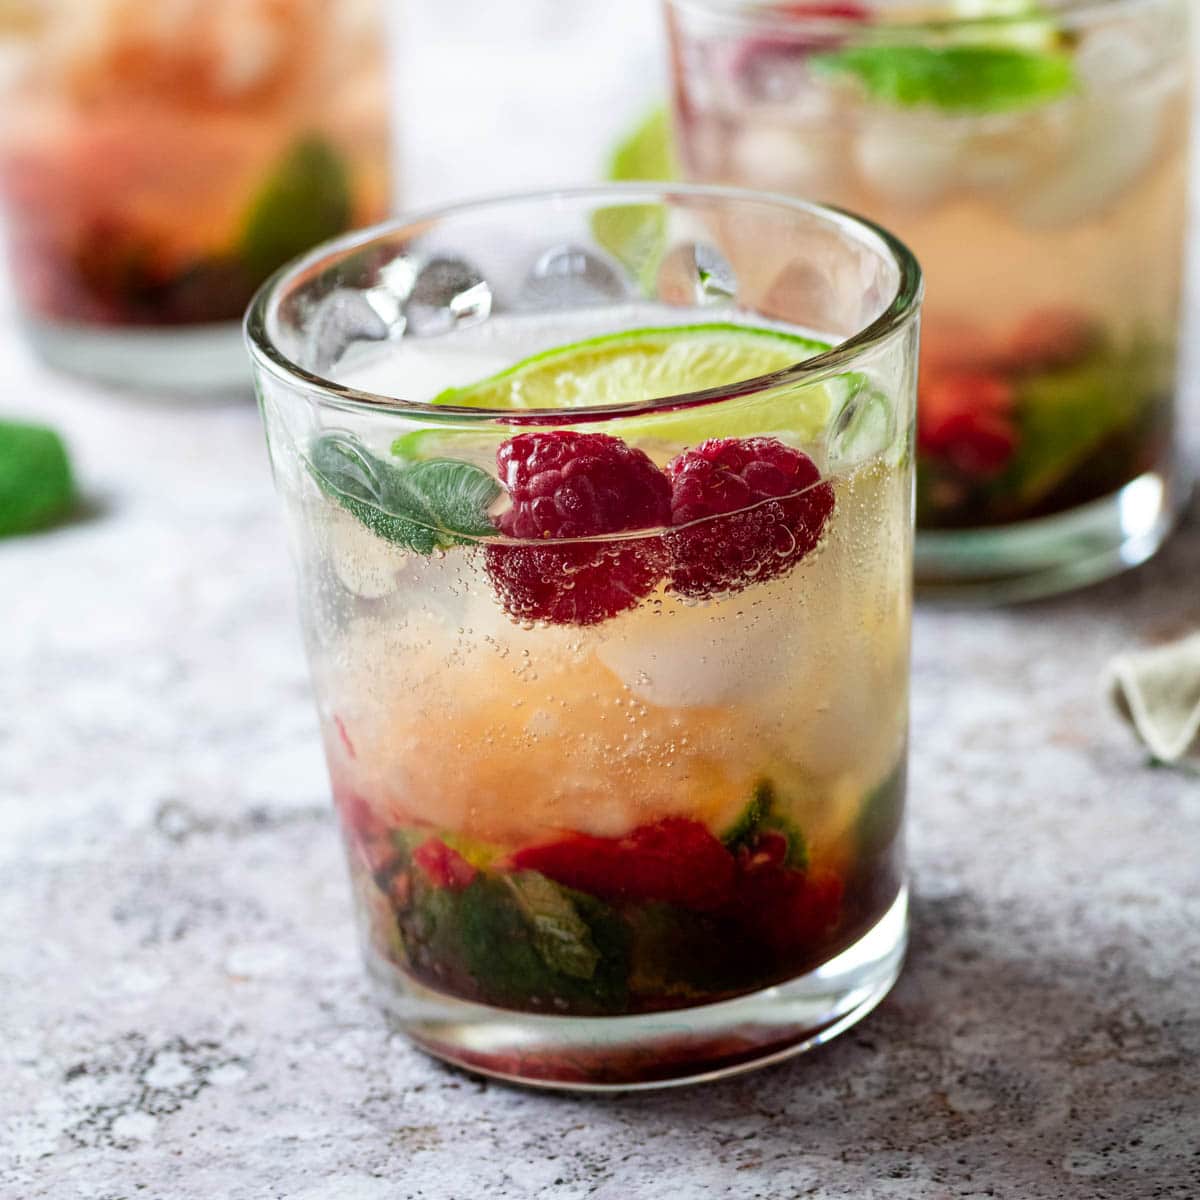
<box><xmin>2</xmin><ymin>4</ymin><xmax>1199</xmax><ymax>1197</ymax></box>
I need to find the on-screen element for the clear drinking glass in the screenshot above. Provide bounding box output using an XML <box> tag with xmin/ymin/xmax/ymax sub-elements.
<box><xmin>246</xmin><ymin>185</ymin><xmax>920</xmax><ymax>1090</ymax></box>
<box><xmin>0</xmin><ymin>0</ymin><xmax>393</xmax><ymax>395</ymax></box>
<box><xmin>665</xmin><ymin>0</ymin><xmax>1192</xmax><ymax>599</ymax></box>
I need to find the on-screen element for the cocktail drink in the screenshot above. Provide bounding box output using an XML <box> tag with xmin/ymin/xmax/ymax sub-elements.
<box><xmin>247</xmin><ymin>186</ymin><xmax>920</xmax><ymax>1088</ymax></box>
<box><xmin>0</xmin><ymin>0</ymin><xmax>392</xmax><ymax>392</ymax></box>
<box><xmin>665</xmin><ymin>0</ymin><xmax>1192</xmax><ymax>597</ymax></box>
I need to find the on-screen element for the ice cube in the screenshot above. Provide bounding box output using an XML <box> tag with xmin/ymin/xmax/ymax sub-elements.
<box><xmin>1017</xmin><ymin>94</ymin><xmax>1164</xmax><ymax>227</ymax></box>
<box><xmin>731</xmin><ymin>124</ymin><xmax>838</xmax><ymax>196</ymax></box>
<box><xmin>404</xmin><ymin>256</ymin><xmax>493</xmax><ymax>337</ymax></box>
<box><xmin>518</xmin><ymin>244</ymin><xmax>630</xmax><ymax>309</ymax></box>
<box><xmin>855</xmin><ymin>114</ymin><xmax>967</xmax><ymax>208</ymax></box>
<box><xmin>595</xmin><ymin>595</ymin><xmax>796</xmax><ymax>709</ymax></box>
<box><xmin>828</xmin><ymin>384</ymin><xmax>896</xmax><ymax>471</ymax></box>
<box><xmin>305</xmin><ymin>286</ymin><xmax>405</xmax><ymax>373</ymax></box>
<box><xmin>317</xmin><ymin>508</ymin><xmax>404</xmax><ymax>601</ymax></box>
<box><xmin>1017</xmin><ymin>32</ymin><xmax>1167</xmax><ymax>228</ymax></box>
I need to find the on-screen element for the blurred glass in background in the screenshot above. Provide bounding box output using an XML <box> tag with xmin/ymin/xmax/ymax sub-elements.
<box><xmin>665</xmin><ymin>0</ymin><xmax>1193</xmax><ymax>600</ymax></box>
<box><xmin>0</xmin><ymin>0</ymin><xmax>394</xmax><ymax>395</ymax></box>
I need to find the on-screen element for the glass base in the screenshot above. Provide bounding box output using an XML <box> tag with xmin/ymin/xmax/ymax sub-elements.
<box><xmin>366</xmin><ymin>885</ymin><xmax>908</xmax><ymax>1092</ymax></box>
<box><xmin>24</xmin><ymin>316</ymin><xmax>250</xmax><ymax>399</ymax></box>
<box><xmin>914</xmin><ymin>467</ymin><xmax>1188</xmax><ymax>604</ymax></box>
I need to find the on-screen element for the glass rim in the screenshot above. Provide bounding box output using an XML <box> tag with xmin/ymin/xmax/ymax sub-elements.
<box><xmin>662</xmin><ymin>0</ymin><xmax>1161</xmax><ymax>34</ymax></box>
<box><xmin>244</xmin><ymin>182</ymin><xmax>922</xmax><ymax>424</ymax></box>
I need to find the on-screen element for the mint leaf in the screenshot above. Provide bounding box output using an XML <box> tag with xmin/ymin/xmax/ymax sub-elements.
<box><xmin>309</xmin><ymin>432</ymin><xmax>500</xmax><ymax>554</ymax></box>
<box><xmin>856</xmin><ymin>764</ymin><xmax>906</xmax><ymax>860</ymax></box>
<box><xmin>1004</xmin><ymin>338</ymin><xmax>1167</xmax><ymax>508</ymax></box>
<box><xmin>721</xmin><ymin>778</ymin><xmax>808</xmax><ymax>870</ymax></box>
<box><xmin>505</xmin><ymin>872</ymin><xmax>602</xmax><ymax>981</ymax></box>
<box><xmin>722</xmin><ymin>779</ymin><xmax>775</xmax><ymax>853</ymax></box>
<box><xmin>239</xmin><ymin>135</ymin><xmax>352</xmax><ymax>280</ymax></box>
<box><xmin>0</xmin><ymin>420</ymin><xmax>76</xmax><ymax>538</ymax></box>
<box><xmin>442</xmin><ymin>875</ymin><xmax>628</xmax><ymax>1013</ymax></box>
<box><xmin>811</xmin><ymin>45</ymin><xmax>1075</xmax><ymax>113</ymax></box>
<box><xmin>401</xmin><ymin>458</ymin><xmax>501</xmax><ymax>540</ymax></box>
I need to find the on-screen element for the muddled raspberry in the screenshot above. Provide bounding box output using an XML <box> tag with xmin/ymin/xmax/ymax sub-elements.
<box><xmin>732</xmin><ymin>846</ymin><xmax>844</xmax><ymax>957</ymax></box>
<box><xmin>412</xmin><ymin>839</ymin><xmax>478</xmax><ymax>891</ymax></box>
<box><xmin>484</xmin><ymin>431</ymin><xmax>671</xmax><ymax>626</ymax></box>
<box><xmin>337</xmin><ymin>792</ymin><xmax>397</xmax><ymax>875</ymax></box>
<box><xmin>664</xmin><ymin>436</ymin><xmax>835</xmax><ymax>599</ymax></box>
<box><xmin>510</xmin><ymin>818</ymin><xmax>737</xmax><ymax>911</ymax></box>
<box><xmin>918</xmin><ymin>372</ymin><xmax>1018</xmax><ymax>478</ymax></box>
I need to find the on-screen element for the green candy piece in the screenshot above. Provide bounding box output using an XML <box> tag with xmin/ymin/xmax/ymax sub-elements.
<box><xmin>239</xmin><ymin>135</ymin><xmax>353</xmax><ymax>281</ymax></box>
<box><xmin>0</xmin><ymin>420</ymin><xmax>76</xmax><ymax>538</ymax></box>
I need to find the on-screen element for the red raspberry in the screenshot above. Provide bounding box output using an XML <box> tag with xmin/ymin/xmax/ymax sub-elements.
<box><xmin>731</xmin><ymin>858</ymin><xmax>844</xmax><ymax>957</ymax></box>
<box><xmin>510</xmin><ymin>818</ymin><xmax>737</xmax><ymax>911</ymax></box>
<box><xmin>336</xmin><ymin>791</ymin><xmax>397</xmax><ymax>875</ymax></box>
<box><xmin>412</xmin><ymin>839</ymin><xmax>478</xmax><ymax>891</ymax></box>
<box><xmin>733</xmin><ymin>3</ymin><xmax>870</xmax><ymax>99</ymax></box>
<box><xmin>918</xmin><ymin>372</ymin><xmax>1018</xmax><ymax>478</ymax></box>
<box><xmin>484</xmin><ymin>431</ymin><xmax>671</xmax><ymax>626</ymax></box>
<box><xmin>664</xmin><ymin>437</ymin><xmax>835</xmax><ymax>599</ymax></box>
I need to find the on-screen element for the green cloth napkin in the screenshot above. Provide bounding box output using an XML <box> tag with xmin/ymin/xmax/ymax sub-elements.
<box><xmin>0</xmin><ymin>419</ymin><xmax>77</xmax><ymax>538</ymax></box>
<box><xmin>1107</xmin><ymin>633</ymin><xmax>1200</xmax><ymax>764</ymax></box>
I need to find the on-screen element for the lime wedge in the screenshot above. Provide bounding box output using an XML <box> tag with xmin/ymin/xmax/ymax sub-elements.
<box><xmin>392</xmin><ymin>324</ymin><xmax>837</xmax><ymax>460</ymax></box>
<box><xmin>607</xmin><ymin>105</ymin><xmax>677</xmax><ymax>184</ymax></box>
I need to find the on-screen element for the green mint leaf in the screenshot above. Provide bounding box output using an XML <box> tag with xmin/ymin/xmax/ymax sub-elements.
<box><xmin>722</xmin><ymin>778</ymin><xmax>808</xmax><ymax>870</ymax></box>
<box><xmin>811</xmin><ymin>45</ymin><xmax>1075</xmax><ymax>114</ymax></box>
<box><xmin>1003</xmin><ymin>337</ymin><xmax>1167</xmax><ymax>508</ymax></box>
<box><xmin>856</xmin><ymin>764</ymin><xmax>907</xmax><ymax>860</ymax></box>
<box><xmin>309</xmin><ymin>432</ymin><xmax>500</xmax><ymax>554</ymax></box>
<box><xmin>0</xmin><ymin>420</ymin><xmax>76</xmax><ymax>538</ymax></box>
<box><xmin>451</xmin><ymin>875</ymin><xmax>628</xmax><ymax>1013</ymax></box>
<box><xmin>505</xmin><ymin>872</ymin><xmax>601</xmax><ymax>982</ymax></box>
<box><xmin>239</xmin><ymin>134</ymin><xmax>353</xmax><ymax>281</ymax></box>
<box><xmin>400</xmin><ymin>458</ymin><xmax>502</xmax><ymax>540</ymax></box>
<box><xmin>722</xmin><ymin>779</ymin><xmax>775</xmax><ymax>853</ymax></box>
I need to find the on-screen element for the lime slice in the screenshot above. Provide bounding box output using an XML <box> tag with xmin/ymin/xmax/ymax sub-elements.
<box><xmin>607</xmin><ymin>105</ymin><xmax>676</xmax><ymax>184</ymax></box>
<box><xmin>432</xmin><ymin>323</ymin><xmax>830</xmax><ymax>411</ymax></box>
<box><xmin>940</xmin><ymin>0</ymin><xmax>1063</xmax><ymax>53</ymax></box>
<box><xmin>394</xmin><ymin>323</ymin><xmax>838</xmax><ymax>461</ymax></box>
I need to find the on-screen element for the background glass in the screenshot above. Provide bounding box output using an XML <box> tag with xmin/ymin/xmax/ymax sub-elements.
<box><xmin>247</xmin><ymin>184</ymin><xmax>920</xmax><ymax>1090</ymax></box>
<box><xmin>0</xmin><ymin>0</ymin><xmax>393</xmax><ymax>395</ymax></box>
<box><xmin>665</xmin><ymin>0</ymin><xmax>1193</xmax><ymax>600</ymax></box>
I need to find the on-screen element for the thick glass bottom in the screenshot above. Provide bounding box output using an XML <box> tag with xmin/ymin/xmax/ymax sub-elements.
<box><xmin>24</xmin><ymin>315</ymin><xmax>249</xmax><ymax>398</ymax></box>
<box><xmin>914</xmin><ymin>467</ymin><xmax>1188</xmax><ymax>604</ymax></box>
<box><xmin>366</xmin><ymin>884</ymin><xmax>908</xmax><ymax>1092</ymax></box>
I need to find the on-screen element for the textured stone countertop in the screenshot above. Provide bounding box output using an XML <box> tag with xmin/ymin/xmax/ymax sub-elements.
<box><xmin>3</xmin><ymin>6</ymin><xmax>1199</xmax><ymax>1199</ymax></box>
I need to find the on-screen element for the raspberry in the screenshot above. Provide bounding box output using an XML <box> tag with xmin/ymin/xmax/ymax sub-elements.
<box><xmin>918</xmin><ymin>371</ymin><xmax>1018</xmax><ymax>478</ymax></box>
<box><xmin>730</xmin><ymin>853</ymin><xmax>844</xmax><ymax>958</ymax></box>
<box><xmin>412</xmin><ymin>839</ymin><xmax>478</xmax><ymax>891</ymax></box>
<box><xmin>336</xmin><ymin>791</ymin><xmax>397</xmax><ymax>876</ymax></box>
<box><xmin>664</xmin><ymin>436</ymin><xmax>835</xmax><ymax>599</ymax></box>
<box><xmin>510</xmin><ymin>818</ymin><xmax>737</xmax><ymax>911</ymax></box>
<box><xmin>484</xmin><ymin>431</ymin><xmax>671</xmax><ymax>626</ymax></box>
